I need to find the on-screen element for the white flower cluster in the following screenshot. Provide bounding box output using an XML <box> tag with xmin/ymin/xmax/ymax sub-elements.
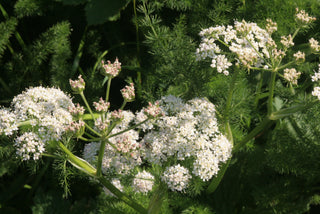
<box><xmin>197</xmin><ymin>9</ymin><xmax>316</xmax><ymax>74</ymax></box>
<box><xmin>309</xmin><ymin>38</ymin><xmax>320</xmax><ymax>52</ymax></box>
<box><xmin>280</xmin><ymin>35</ymin><xmax>294</xmax><ymax>48</ymax></box>
<box><xmin>161</xmin><ymin>164</ymin><xmax>191</xmax><ymax>192</ymax></box>
<box><xmin>14</xmin><ymin>132</ymin><xmax>45</xmax><ymax>161</ymax></box>
<box><xmin>0</xmin><ymin>108</ymin><xmax>18</xmax><ymax>136</ymax></box>
<box><xmin>311</xmin><ymin>64</ymin><xmax>320</xmax><ymax>82</ymax></box>
<box><xmin>283</xmin><ymin>68</ymin><xmax>301</xmax><ymax>85</ymax></box>
<box><xmin>295</xmin><ymin>8</ymin><xmax>316</xmax><ymax>25</ymax></box>
<box><xmin>139</xmin><ymin>95</ymin><xmax>232</xmax><ymax>189</ymax></box>
<box><xmin>132</xmin><ymin>170</ymin><xmax>154</xmax><ymax>193</ymax></box>
<box><xmin>312</xmin><ymin>64</ymin><xmax>320</xmax><ymax>101</ymax></box>
<box><xmin>196</xmin><ymin>20</ymin><xmax>274</xmax><ymax>73</ymax></box>
<box><xmin>84</xmin><ymin>111</ymin><xmax>143</xmax><ymax>175</ymax></box>
<box><xmin>1</xmin><ymin>86</ymin><xmax>74</xmax><ymax>160</ymax></box>
<box><xmin>12</xmin><ymin>86</ymin><xmax>74</xmax><ymax>143</ymax></box>
<box><xmin>312</xmin><ymin>87</ymin><xmax>320</xmax><ymax>100</ymax></box>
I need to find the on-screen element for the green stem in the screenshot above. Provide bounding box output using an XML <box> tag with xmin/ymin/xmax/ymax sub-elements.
<box><xmin>216</xmin><ymin>38</ymin><xmax>230</xmax><ymax>48</ymax></box>
<box><xmin>292</xmin><ymin>27</ymin><xmax>300</xmax><ymax>40</ymax></box>
<box><xmin>249</xmin><ymin>66</ymin><xmax>272</xmax><ymax>72</ymax></box>
<box><xmin>98</xmin><ymin>176</ymin><xmax>148</xmax><ymax>214</ymax></box>
<box><xmin>96</xmin><ymin>139</ymin><xmax>107</xmax><ymax>177</ymax></box>
<box><xmin>233</xmin><ymin>116</ymin><xmax>274</xmax><ymax>153</ymax></box>
<box><xmin>84</xmin><ymin>122</ymin><xmax>102</xmax><ymax>137</ymax></box>
<box><xmin>78</xmin><ymin>136</ymin><xmax>101</xmax><ymax>142</ymax></box>
<box><xmin>120</xmin><ymin>100</ymin><xmax>127</xmax><ymax>110</ymax></box>
<box><xmin>276</xmin><ymin>61</ymin><xmax>295</xmax><ymax>71</ymax></box>
<box><xmin>254</xmin><ymin>71</ymin><xmax>264</xmax><ymax>108</ymax></box>
<box><xmin>206</xmin><ymin>70</ymin><xmax>236</xmax><ymax>194</ymax></box>
<box><xmin>72</xmin><ymin>27</ymin><xmax>87</xmax><ymax>74</ymax></box>
<box><xmin>82</xmin><ymin>113</ymin><xmax>100</xmax><ymax>120</ymax></box>
<box><xmin>224</xmin><ymin>70</ymin><xmax>238</xmax><ymax>123</ymax></box>
<box><xmin>80</xmin><ymin>91</ymin><xmax>95</xmax><ymax>121</ymax></box>
<box><xmin>57</xmin><ymin>141</ymin><xmax>96</xmax><ymax>176</ymax></box>
<box><xmin>206</xmin><ymin>158</ymin><xmax>231</xmax><ymax>194</ymax></box>
<box><xmin>105</xmin><ymin>77</ymin><xmax>112</xmax><ymax>102</ymax></box>
<box><xmin>0</xmin><ymin>3</ymin><xmax>26</xmax><ymax>50</ymax></box>
<box><xmin>267</xmin><ymin>70</ymin><xmax>277</xmax><ymax>116</ymax></box>
<box><xmin>108</xmin><ymin>119</ymin><xmax>149</xmax><ymax>139</ymax></box>
<box><xmin>133</xmin><ymin>0</ymin><xmax>141</xmax><ymax>66</ymax></box>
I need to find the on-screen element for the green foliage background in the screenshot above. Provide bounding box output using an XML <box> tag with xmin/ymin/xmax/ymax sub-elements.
<box><xmin>1</xmin><ymin>0</ymin><xmax>320</xmax><ymax>213</ymax></box>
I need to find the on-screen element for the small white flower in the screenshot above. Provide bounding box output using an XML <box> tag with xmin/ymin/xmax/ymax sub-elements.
<box><xmin>14</xmin><ymin>132</ymin><xmax>44</xmax><ymax>161</ymax></box>
<box><xmin>283</xmin><ymin>68</ymin><xmax>301</xmax><ymax>85</ymax></box>
<box><xmin>162</xmin><ymin>164</ymin><xmax>191</xmax><ymax>192</ymax></box>
<box><xmin>309</xmin><ymin>38</ymin><xmax>320</xmax><ymax>52</ymax></box>
<box><xmin>0</xmin><ymin>108</ymin><xmax>18</xmax><ymax>136</ymax></box>
<box><xmin>311</xmin><ymin>64</ymin><xmax>320</xmax><ymax>82</ymax></box>
<box><xmin>12</xmin><ymin>86</ymin><xmax>74</xmax><ymax>142</ymax></box>
<box><xmin>133</xmin><ymin>170</ymin><xmax>154</xmax><ymax>193</ymax></box>
<box><xmin>312</xmin><ymin>87</ymin><xmax>320</xmax><ymax>100</ymax></box>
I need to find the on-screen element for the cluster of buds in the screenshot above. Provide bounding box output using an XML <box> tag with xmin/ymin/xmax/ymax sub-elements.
<box><xmin>101</xmin><ymin>58</ymin><xmax>121</xmax><ymax>77</ymax></box>
<box><xmin>121</xmin><ymin>83</ymin><xmax>135</xmax><ymax>102</ymax></box>
<box><xmin>309</xmin><ymin>38</ymin><xmax>320</xmax><ymax>52</ymax></box>
<box><xmin>293</xmin><ymin>51</ymin><xmax>305</xmax><ymax>63</ymax></box>
<box><xmin>93</xmin><ymin>98</ymin><xmax>110</xmax><ymax>112</ymax></box>
<box><xmin>65</xmin><ymin>120</ymin><xmax>85</xmax><ymax>135</ymax></box>
<box><xmin>143</xmin><ymin>101</ymin><xmax>163</xmax><ymax>119</ymax></box>
<box><xmin>295</xmin><ymin>8</ymin><xmax>316</xmax><ymax>26</ymax></box>
<box><xmin>111</xmin><ymin>109</ymin><xmax>124</xmax><ymax>121</ymax></box>
<box><xmin>283</xmin><ymin>68</ymin><xmax>301</xmax><ymax>85</ymax></box>
<box><xmin>266</xmin><ymin>18</ymin><xmax>277</xmax><ymax>34</ymax></box>
<box><xmin>68</xmin><ymin>103</ymin><xmax>85</xmax><ymax>116</ymax></box>
<box><xmin>280</xmin><ymin>35</ymin><xmax>294</xmax><ymax>48</ymax></box>
<box><xmin>69</xmin><ymin>75</ymin><xmax>85</xmax><ymax>93</ymax></box>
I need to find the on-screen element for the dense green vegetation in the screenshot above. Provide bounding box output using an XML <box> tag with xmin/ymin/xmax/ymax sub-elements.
<box><xmin>1</xmin><ymin>0</ymin><xmax>320</xmax><ymax>213</ymax></box>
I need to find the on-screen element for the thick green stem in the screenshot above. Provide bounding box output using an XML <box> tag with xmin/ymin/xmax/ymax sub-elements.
<box><xmin>206</xmin><ymin>158</ymin><xmax>231</xmax><ymax>194</ymax></box>
<box><xmin>233</xmin><ymin>116</ymin><xmax>274</xmax><ymax>153</ymax></box>
<box><xmin>96</xmin><ymin>139</ymin><xmax>107</xmax><ymax>177</ymax></box>
<box><xmin>120</xmin><ymin>100</ymin><xmax>127</xmax><ymax>110</ymax></box>
<box><xmin>80</xmin><ymin>92</ymin><xmax>95</xmax><ymax>121</ymax></box>
<box><xmin>206</xmin><ymin>71</ymin><xmax>236</xmax><ymax>193</ymax></box>
<box><xmin>254</xmin><ymin>71</ymin><xmax>264</xmax><ymax>109</ymax></box>
<box><xmin>98</xmin><ymin>176</ymin><xmax>148</xmax><ymax>214</ymax></box>
<box><xmin>224</xmin><ymin>70</ymin><xmax>238</xmax><ymax>123</ymax></box>
<box><xmin>105</xmin><ymin>77</ymin><xmax>112</xmax><ymax>102</ymax></box>
<box><xmin>267</xmin><ymin>71</ymin><xmax>277</xmax><ymax>116</ymax></box>
<box><xmin>57</xmin><ymin>141</ymin><xmax>96</xmax><ymax>176</ymax></box>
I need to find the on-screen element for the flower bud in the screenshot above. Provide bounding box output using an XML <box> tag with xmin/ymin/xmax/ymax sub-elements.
<box><xmin>101</xmin><ymin>58</ymin><xmax>121</xmax><ymax>77</ymax></box>
<box><xmin>121</xmin><ymin>83</ymin><xmax>135</xmax><ymax>102</ymax></box>
<box><xmin>69</xmin><ymin>75</ymin><xmax>85</xmax><ymax>93</ymax></box>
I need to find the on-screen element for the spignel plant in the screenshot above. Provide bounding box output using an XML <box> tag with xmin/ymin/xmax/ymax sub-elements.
<box><xmin>1</xmin><ymin>5</ymin><xmax>320</xmax><ymax>213</ymax></box>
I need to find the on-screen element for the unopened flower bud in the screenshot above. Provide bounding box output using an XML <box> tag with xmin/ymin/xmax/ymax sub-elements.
<box><xmin>293</xmin><ymin>51</ymin><xmax>305</xmax><ymax>63</ymax></box>
<box><xmin>93</xmin><ymin>98</ymin><xmax>110</xmax><ymax>112</ymax></box>
<box><xmin>68</xmin><ymin>103</ymin><xmax>85</xmax><ymax>116</ymax></box>
<box><xmin>143</xmin><ymin>101</ymin><xmax>163</xmax><ymax>119</ymax></box>
<box><xmin>101</xmin><ymin>58</ymin><xmax>121</xmax><ymax>77</ymax></box>
<box><xmin>121</xmin><ymin>83</ymin><xmax>135</xmax><ymax>102</ymax></box>
<box><xmin>295</xmin><ymin>8</ymin><xmax>316</xmax><ymax>26</ymax></box>
<box><xmin>65</xmin><ymin>120</ymin><xmax>85</xmax><ymax>137</ymax></box>
<box><xmin>111</xmin><ymin>109</ymin><xmax>124</xmax><ymax>121</ymax></box>
<box><xmin>70</xmin><ymin>75</ymin><xmax>85</xmax><ymax>93</ymax></box>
